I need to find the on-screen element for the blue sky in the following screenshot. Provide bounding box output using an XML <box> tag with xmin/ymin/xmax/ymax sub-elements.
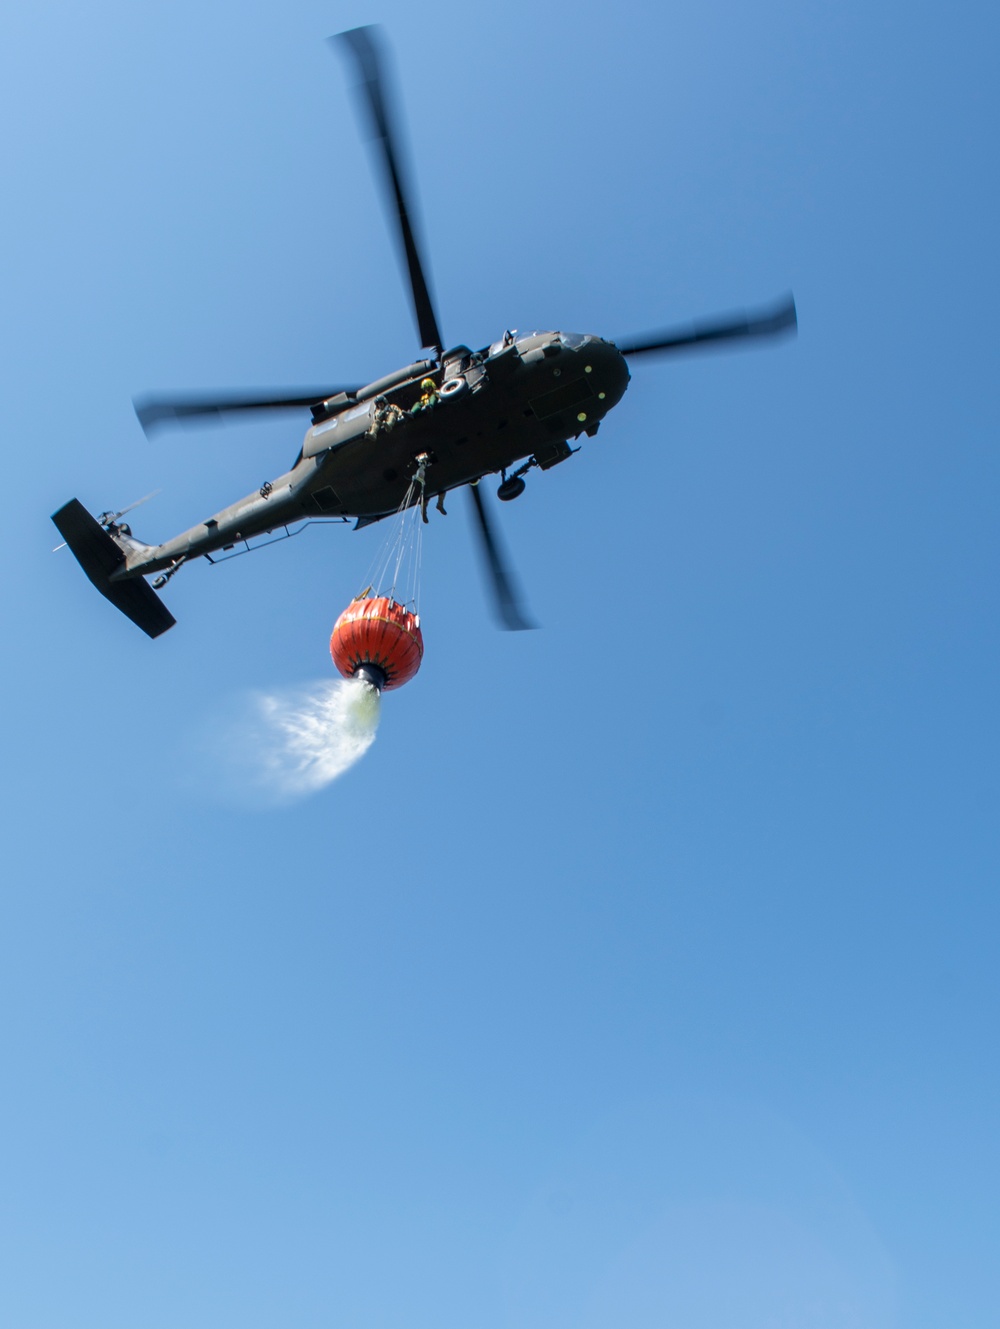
<box><xmin>2</xmin><ymin>0</ymin><xmax>998</xmax><ymax>1325</ymax></box>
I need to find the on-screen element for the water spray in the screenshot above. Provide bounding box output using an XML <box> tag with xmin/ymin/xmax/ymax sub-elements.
<box><xmin>196</xmin><ymin>497</ymin><xmax>428</xmax><ymax>804</ymax></box>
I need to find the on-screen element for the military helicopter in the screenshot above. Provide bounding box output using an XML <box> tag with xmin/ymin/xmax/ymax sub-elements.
<box><xmin>52</xmin><ymin>25</ymin><xmax>796</xmax><ymax>639</ymax></box>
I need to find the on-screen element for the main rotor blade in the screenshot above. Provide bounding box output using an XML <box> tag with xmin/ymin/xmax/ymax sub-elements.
<box><xmin>467</xmin><ymin>482</ymin><xmax>536</xmax><ymax>632</ymax></box>
<box><xmin>334</xmin><ymin>26</ymin><xmax>443</xmax><ymax>355</ymax></box>
<box><xmin>617</xmin><ymin>295</ymin><xmax>797</xmax><ymax>359</ymax></box>
<box><xmin>134</xmin><ymin>391</ymin><xmax>355</xmax><ymax>435</ymax></box>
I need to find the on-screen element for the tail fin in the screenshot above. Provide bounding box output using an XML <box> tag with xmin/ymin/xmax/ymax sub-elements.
<box><xmin>52</xmin><ymin>499</ymin><xmax>176</xmax><ymax>639</ymax></box>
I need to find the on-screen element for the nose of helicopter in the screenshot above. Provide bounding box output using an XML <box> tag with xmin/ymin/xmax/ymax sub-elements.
<box><xmin>512</xmin><ymin>330</ymin><xmax>631</xmax><ymax>423</ymax></box>
<box><xmin>581</xmin><ymin>334</ymin><xmax>631</xmax><ymax>413</ymax></box>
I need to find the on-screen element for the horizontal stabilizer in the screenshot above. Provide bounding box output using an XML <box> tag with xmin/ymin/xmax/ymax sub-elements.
<box><xmin>52</xmin><ymin>499</ymin><xmax>175</xmax><ymax>639</ymax></box>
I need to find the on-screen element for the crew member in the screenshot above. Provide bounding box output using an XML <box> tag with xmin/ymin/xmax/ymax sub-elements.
<box><xmin>368</xmin><ymin>395</ymin><xmax>404</xmax><ymax>437</ymax></box>
<box><xmin>411</xmin><ymin>378</ymin><xmax>439</xmax><ymax>414</ymax></box>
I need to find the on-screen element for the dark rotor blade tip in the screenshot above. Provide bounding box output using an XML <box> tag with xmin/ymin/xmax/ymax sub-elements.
<box><xmin>468</xmin><ymin>484</ymin><xmax>536</xmax><ymax>632</ymax></box>
<box><xmin>330</xmin><ymin>25</ymin><xmax>443</xmax><ymax>355</ymax></box>
<box><xmin>132</xmin><ymin>390</ymin><xmax>355</xmax><ymax>436</ymax></box>
<box><xmin>618</xmin><ymin>293</ymin><xmax>798</xmax><ymax>359</ymax></box>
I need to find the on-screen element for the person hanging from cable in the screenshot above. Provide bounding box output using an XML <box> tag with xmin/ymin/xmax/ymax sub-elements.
<box><xmin>410</xmin><ymin>454</ymin><xmax>447</xmax><ymax>521</ymax></box>
<box><xmin>414</xmin><ymin>452</ymin><xmax>431</xmax><ymax>523</ymax></box>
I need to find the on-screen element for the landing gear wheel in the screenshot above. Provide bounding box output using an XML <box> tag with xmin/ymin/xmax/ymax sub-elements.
<box><xmin>497</xmin><ymin>475</ymin><xmax>526</xmax><ymax>502</ymax></box>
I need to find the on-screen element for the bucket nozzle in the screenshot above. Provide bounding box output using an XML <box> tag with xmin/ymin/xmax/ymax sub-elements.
<box><xmin>353</xmin><ymin>662</ymin><xmax>387</xmax><ymax>692</ymax></box>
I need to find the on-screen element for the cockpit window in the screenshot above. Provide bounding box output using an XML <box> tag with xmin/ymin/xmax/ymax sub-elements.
<box><xmin>487</xmin><ymin>329</ymin><xmax>593</xmax><ymax>356</ymax></box>
<box><xmin>488</xmin><ymin>331</ymin><xmax>520</xmax><ymax>356</ymax></box>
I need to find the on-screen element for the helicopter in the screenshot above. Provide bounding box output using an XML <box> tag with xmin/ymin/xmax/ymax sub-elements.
<box><xmin>52</xmin><ymin>25</ymin><xmax>797</xmax><ymax>640</ymax></box>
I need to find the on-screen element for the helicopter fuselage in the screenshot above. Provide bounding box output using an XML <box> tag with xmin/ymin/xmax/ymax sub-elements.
<box><xmin>114</xmin><ymin>330</ymin><xmax>630</xmax><ymax>581</ymax></box>
<box><xmin>54</xmin><ymin>25</ymin><xmax>795</xmax><ymax>640</ymax></box>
